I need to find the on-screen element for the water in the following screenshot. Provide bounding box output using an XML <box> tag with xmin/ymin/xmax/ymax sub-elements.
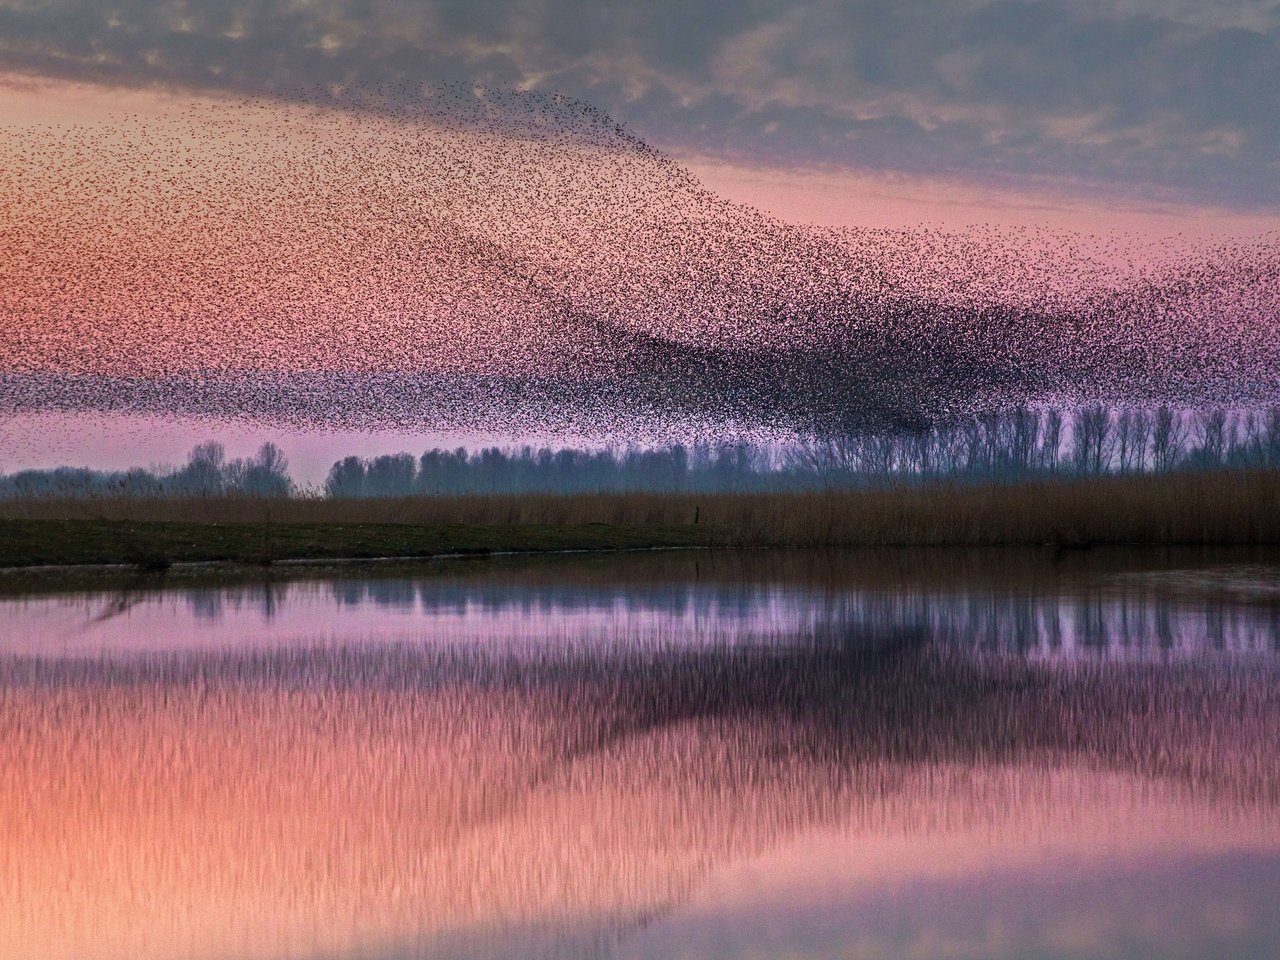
<box><xmin>1</xmin><ymin>548</ymin><xmax>1278</xmax><ymax>960</ymax></box>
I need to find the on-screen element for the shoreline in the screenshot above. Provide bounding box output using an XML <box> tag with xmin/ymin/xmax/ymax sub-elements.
<box><xmin>0</xmin><ymin>541</ymin><xmax>713</xmax><ymax>577</ymax></box>
<box><xmin>0</xmin><ymin>526</ymin><xmax>1277</xmax><ymax>580</ymax></box>
<box><xmin>0</xmin><ymin>518</ymin><xmax>709</xmax><ymax>572</ymax></box>
<box><xmin>2</xmin><ymin>470</ymin><xmax>1278</xmax><ymax>572</ymax></box>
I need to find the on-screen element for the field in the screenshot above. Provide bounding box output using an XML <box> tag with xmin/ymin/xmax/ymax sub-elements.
<box><xmin>1</xmin><ymin>469</ymin><xmax>1278</xmax><ymax>568</ymax></box>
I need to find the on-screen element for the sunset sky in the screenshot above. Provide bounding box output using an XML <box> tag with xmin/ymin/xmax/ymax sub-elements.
<box><xmin>2</xmin><ymin>1</ymin><xmax>1279</xmax><ymax>480</ymax></box>
<box><xmin>4</xmin><ymin>1</ymin><xmax>1280</xmax><ymax>226</ymax></box>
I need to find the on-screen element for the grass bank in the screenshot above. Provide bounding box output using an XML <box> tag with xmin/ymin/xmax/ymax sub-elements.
<box><xmin>0</xmin><ymin>469</ymin><xmax>1277</xmax><ymax>568</ymax></box>
<box><xmin>0</xmin><ymin>520</ymin><xmax>704</xmax><ymax>569</ymax></box>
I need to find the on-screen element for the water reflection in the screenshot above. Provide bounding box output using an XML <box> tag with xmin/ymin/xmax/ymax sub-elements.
<box><xmin>1</xmin><ymin>549</ymin><xmax>1278</xmax><ymax>959</ymax></box>
<box><xmin>2</xmin><ymin>549</ymin><xmax>1278</xmax><ymax>659</ymax></box>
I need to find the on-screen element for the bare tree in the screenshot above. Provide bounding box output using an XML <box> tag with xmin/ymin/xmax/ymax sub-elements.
<box><xmin>1236</xmin><ymin>411</ymin><xmax>1263</xmax><ymax>466</ymax></box>
<box><xmin>1038</xmin><ymin>408</ymin><xmax>1063</xmax><ymax>472</ymax></box>
<box><xmin>1007</xmin><ymin>407</ymin><xmax>1039</xmax><ymax>475</ymax></box>
<box><xmin>1115</xmin><ymin>408</ymin><xmax>1152</xmax><ymax>473</ymax></box>
<box><xmin>1151</xmin><ymin>406</ymin><xmax>1187</xmax><ymax>472</ymax></box>
<box><xmin>171</xmin><ymin>441</ymin><xmax>227</xmax><ymax>495</ymax></box>
<box><xmin>1265</xmin><ymin>407</ymin><xmax>1280</xmax><ymax>467</ymax></box>
<box><xmin>979</xmin><ymin>412</ymin><xmax>1004</xmax><ymax>473</ymax></box>
<box><xmin>1072</xmin><ymin>404</ymin><xmax>1114</xmax><ymax>475</ymax></box>
<box><xmin>1129</xmin><ymin>408</ymin><xmax>1152</xmax><ymax>472</ymax></box>
<box><xmin>960</xmin><ymin>418</ymin><xmax>985</xmax><ymax>474</ymax></box>
<box><xmin>1192</xmin><ymin>408</ymin><xmax>1228</xmax><ymax>468</ymax></box>
<box><xmin>900</xmin><ymin>425</ymin><xmax>939</xmax><ymax>476</ymax></box>
<box><xmin>226</xmin><ymin>443</ymin><xmax>293</xmax><ymax>496</ymax></box>
<box><xmin>1115</xmin><ymin>409</ymin><xmax>1136</xmax><ymax>474</ymax></box>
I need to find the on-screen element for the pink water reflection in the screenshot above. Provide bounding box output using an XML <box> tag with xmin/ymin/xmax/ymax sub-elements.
<box><xmin>2</xmin><ymin>552</ymin><xmax>1278</xmax><ymax>959</ymax></box>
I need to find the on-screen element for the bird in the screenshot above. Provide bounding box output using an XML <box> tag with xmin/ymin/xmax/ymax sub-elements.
<box><xmin>0</xmin><ymin>80</ymin><xmax>1277</xmax><ymax>452</ymax></box>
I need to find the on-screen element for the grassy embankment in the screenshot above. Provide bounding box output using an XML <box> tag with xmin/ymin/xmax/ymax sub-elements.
<box><xmin>0</xmin><ymin>469</ymin><xmax>1278</xmax><ymax>569</ymax></box>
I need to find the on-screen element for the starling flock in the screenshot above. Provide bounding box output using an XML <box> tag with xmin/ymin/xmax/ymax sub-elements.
<box><xmin>1</xmin><ymin>84</ymin><xmax>1277</xmax><ymax>442</ymax></box>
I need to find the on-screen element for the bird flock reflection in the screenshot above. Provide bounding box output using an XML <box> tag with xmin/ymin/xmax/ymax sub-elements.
<box><xmin>2</xmin><ymin>550</ymin><xmax>1280</xmax><ymax>959</ymax></box>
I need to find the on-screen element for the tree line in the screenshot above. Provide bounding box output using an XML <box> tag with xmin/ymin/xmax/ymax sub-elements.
<box><xmin>0</xmin><ymin>442</ymin><xmax>292</xmax><ymax>499</ymax></box>
<box><xmin>796</xmin><ymin>404</ymin><xmax>1280</xmax><ymax>480</ymax></box>
<box><xmin>323</xmin><ymin>443</ymin><xmax>780</xmax><ymax>497</ymax></box>
<box><xmin>2</xmin><ymin>405</ymin><xmax>1278</xmax><ymax>500</ymax></box>
<box><xmin>325</xmin><ymin>404</ymin><xmax>1280</xmax><ymax>497</ymax></box>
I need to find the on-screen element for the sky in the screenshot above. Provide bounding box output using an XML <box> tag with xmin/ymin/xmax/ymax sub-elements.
<box><xmin>2</xmin><ymin>0</ymin><xmax>1279</xmax><ymax>224</ymax></box>
<box><xmin>2</xmin><ymin>1</ymin><xmax>1279</xmax><ymax>480</ymax></box>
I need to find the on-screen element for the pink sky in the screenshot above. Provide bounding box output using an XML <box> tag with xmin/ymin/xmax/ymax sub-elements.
<box><xmin>686</xmin><ymin>155</ymin><xmax>1280</xmax><ymax>239</ymax></box>
<box><xmin>2</xmin><ymin>77</ymin><xmax>1279</xmax><ymax>478</ymax></box>
<box><xmin>5</xmin><ymin>75</ymin><xmax>1277</xmax><ymax>240</ymax></box>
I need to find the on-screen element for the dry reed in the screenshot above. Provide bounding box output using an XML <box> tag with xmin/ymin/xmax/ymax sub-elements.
<box><xmin>2</xmin><ymin>469</ymin><xmax>1278</xmax><ymax>547</ymax></box>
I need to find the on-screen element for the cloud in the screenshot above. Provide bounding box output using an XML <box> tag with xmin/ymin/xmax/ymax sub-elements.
<box><xmin>2</xmin><ymin>0</ymin><xmax>1279</xmax><ymax>207</ymax></box>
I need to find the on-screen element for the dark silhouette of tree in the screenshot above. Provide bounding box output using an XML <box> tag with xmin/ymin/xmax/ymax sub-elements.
<box><xmin>226</xmin><ymin>443</ymin><xmax>293</xmax><ymax>497</ymax></box>
<box><xmin>1072</xmin><ymin>404</ymin><xmax>1114</xmax><ymax>475</ymax></box>
<box><xmin>325</xmin><ymin>456</ymin><xmax>366</xmax><ymax>498</ymax></box>
<box><xmin>4</xmin><ymin>405</ymin><xmax>1280</xmax><ymax>501</ymax></box>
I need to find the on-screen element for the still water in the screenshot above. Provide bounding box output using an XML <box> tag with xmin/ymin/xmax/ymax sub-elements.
<box><xmin>2</xmin><ymin>548</ymin><xmax>1278</xmax><ymax>960</ymax></box>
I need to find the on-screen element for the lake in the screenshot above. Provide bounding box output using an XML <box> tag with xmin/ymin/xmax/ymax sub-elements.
<box><xmin>2</xmin><ymin>548</ymin><xmax>1278</xmax><ymax>960</ymax></box>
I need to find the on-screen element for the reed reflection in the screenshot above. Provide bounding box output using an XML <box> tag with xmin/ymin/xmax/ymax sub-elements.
<box><xmin>2</xmin><ymin>549</ymin><xmax>1277</xmax><ymax>659</ymax></box>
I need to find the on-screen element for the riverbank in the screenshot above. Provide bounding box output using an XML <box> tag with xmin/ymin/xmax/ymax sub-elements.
<box><xmin>0</xmin><ymin>519</ymin><xmax>705</xmax><ymax>569</ymax></box>
<box><xmin>1</xmin><ymin>469</ymin><xmax>1277</xmax><ymax>569</ymax></box>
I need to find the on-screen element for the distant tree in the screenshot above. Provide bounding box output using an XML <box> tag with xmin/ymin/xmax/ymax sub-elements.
<box><xmin>365</xmin><ymin>453</ymin><xmax>416</xmax><ymax>497</ymax></box>
<box><xmin>1190</xmin><ymin>408</ymin><xmax>1229</xmax><ymax>468</ymax></box>
<box><xmin>978</xmin><ymin>412</ymin><xmax>1005</xmax><ymax>473</ymax></box>
<box><xmin>1038</xmin><ymin>408</ymin><xmax>1063</xmax><ymax>472</ymax></box>
<box><xmin>1151</xmin><ymin>406</ymin><xmax>1187</xmax><ymax>472</ymax></box>
<box><xmin>902</xmin><ymin>424</ymin><xmax>939</xmax><ymax>476</ymax></box>
<box><xmin>1265</xmin><ymin>407</ymin><xmax>1280</xmax><ymax>467</ymax></box>
<box><xmin>861</xmin><ymin>432</ymin><xmax>897</xmax><ymax>476</ymax></box>
<box><xmin>120</xmin><ymin>467</ymin><xmax>165</xmax><ymax>497</ymax></box>
<box><xmin>1234</xmin><ymin>411</ymin><xmax>1263</xmax><ymax>467</ymax></box>
<box><xmin>1006</xmin><ymin>407</ymin><xmax>1040</xmax><ymax>475</ymax></box>
<box><xmin>1130</xmin><ymin>408</ymin><xmax>1152</xmax><ymax>472</ymax></box>
<box><xmin>228</xmin><ymin>443</ymin><xmax>293</xmax><ymax>496</ymax></box>
<box><xmin>170</xmin><ymin>442</ymin><xmax>227</xmax><ymax>495</ymax></box>
<box><xmin>669</xmin><ymin>444</ymin><xmax>690</xmax><ymax>490</ymax></box>
<box><xmin>1072</xmin><ymin>404</ymin><xmax>1114</xmax><ymax>475</ymax></box>
<box><xmin>1115</xmin><ymin>408</ymin><xmax>1152</xmax><ymax>474</ymax></box>
<box><xmin>959</xmin><ymin>417</ymin><xmax>985</xmax><ymax>475</ymax></box>
<box><xmin>326</xmin><ymin>456</ymin><xmax>366</xmax><ymax>498</ymax></box>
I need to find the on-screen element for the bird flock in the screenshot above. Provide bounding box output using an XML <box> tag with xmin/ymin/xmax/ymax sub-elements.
<box><xmin>1</xmin><ymin>84</ymin><xmax>1277</xmax><ymax>443</ymax></box>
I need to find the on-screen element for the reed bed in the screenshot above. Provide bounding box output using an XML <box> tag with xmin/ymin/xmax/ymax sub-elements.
<box><xmin>4</xmin><ymin>470</ymin><xmax>1280</xmax><ymax>543</ymax></box>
